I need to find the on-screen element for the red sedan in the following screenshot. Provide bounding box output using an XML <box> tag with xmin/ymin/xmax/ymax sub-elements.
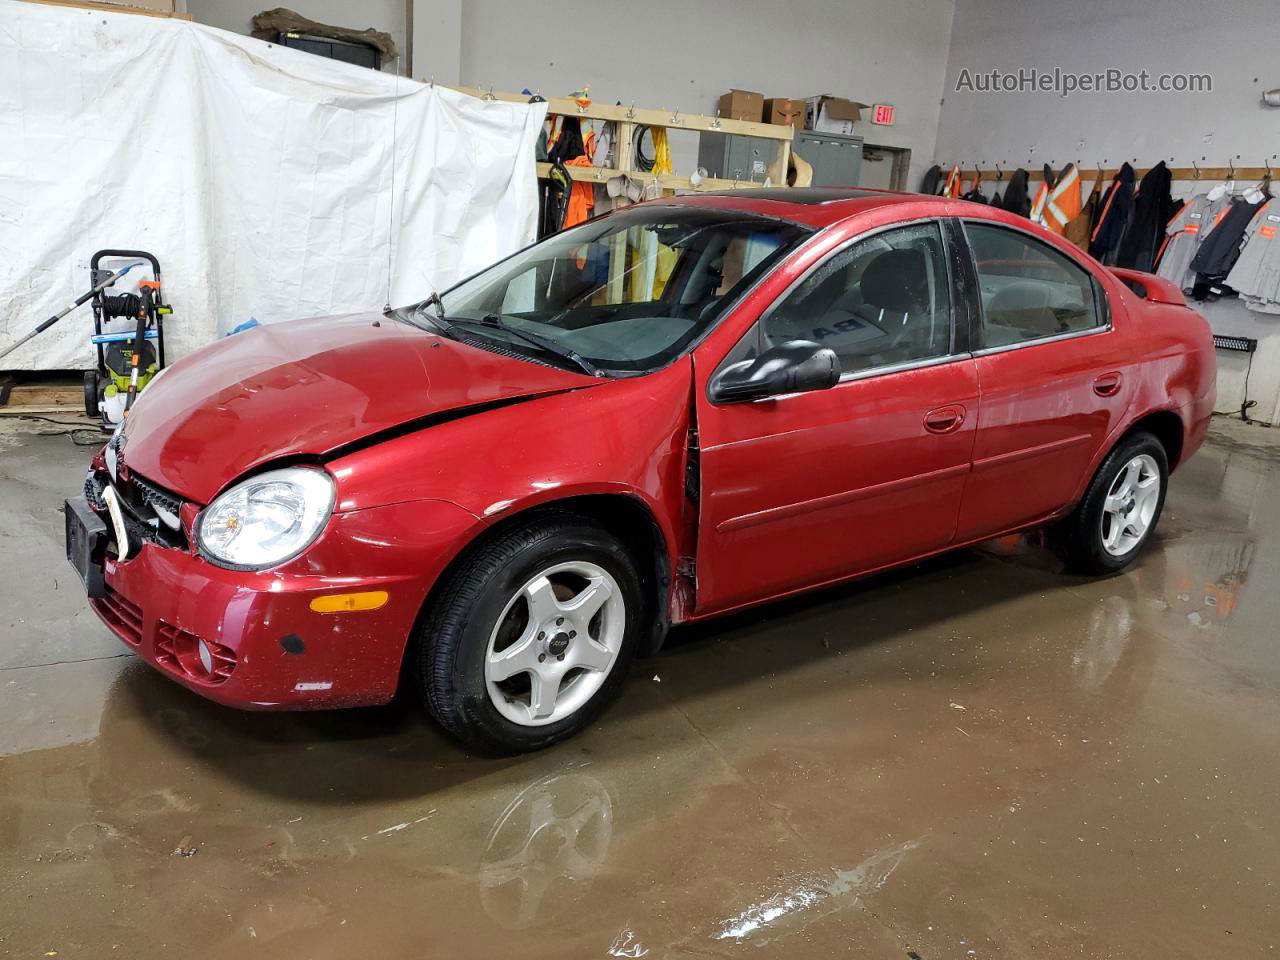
<box><xmin>66</xmin><ymin>188</ymin><xmax>1215</xmax><ymax>753</ymax></box>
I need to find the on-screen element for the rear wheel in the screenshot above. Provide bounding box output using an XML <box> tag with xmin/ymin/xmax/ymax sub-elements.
<box><xmin>1055</xmin><ymin>432</ymin><xmax>1168</xmax><ymax>575</ymax></box>
<box><xmin>417</xmin><ymin>513</ymin><xmax>643</xmax><ymax>755</ymax></box>
<box><xmin>83</xmin><ymin>371</ymin><xmax>101</xmax><ymax>418</ymax></box>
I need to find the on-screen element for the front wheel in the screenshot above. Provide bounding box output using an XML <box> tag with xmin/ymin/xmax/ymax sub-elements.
<box><xmin>1054</xmin><ymin>432</ymin><xmax>1169</xmax><ymax>575</ymax></box>
<box><xmin>417</xmin><ymin>513</ymin><xmax>644</xmax><ymax>755</ymax></box>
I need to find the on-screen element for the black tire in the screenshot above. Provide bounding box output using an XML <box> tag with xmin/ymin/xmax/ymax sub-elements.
<box><xmin>417</xmin><ymin>511</ymin><xmax>645</xmax><ymax>755</ymax></box>
<box><xmin>1054</xmin><ymin>431</ymin><xmax>1169</xmax><ymax>575</ymax></box>
<box><xmin>84</xmin><ymin>371</ymin><xmax>100</xmax><ymax>419</ymax></box>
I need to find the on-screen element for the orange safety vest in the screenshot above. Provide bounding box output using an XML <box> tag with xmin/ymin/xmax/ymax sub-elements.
<box><xmin>942</xmin><ymin>165</ymin><xmax>962</xmax><ymax>198</ymax></box>
<box><xmin>1031</xmin><ymin>164</ymin><xmax>1082</xmax><ymax>235</ymax></box>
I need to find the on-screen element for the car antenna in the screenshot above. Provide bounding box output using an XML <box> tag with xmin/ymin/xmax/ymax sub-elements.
<box><xmin>383</xmin><ymin>58</ymin><xmax>401</xmax><ymax>318</ymax></box>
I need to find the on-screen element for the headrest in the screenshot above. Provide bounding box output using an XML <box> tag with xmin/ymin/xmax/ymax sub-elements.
<box><xmin>860</xmin><ymin>249</ymin><xmax>928</xmax><ymax>314</ymax></box>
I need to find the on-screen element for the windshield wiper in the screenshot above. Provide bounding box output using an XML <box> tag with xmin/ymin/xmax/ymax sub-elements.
<box><xmin>459</xmin><ymin>314</ymin><xmax>602</xmax><ymax>377</ymax></box>
<box><xmin>411</xmin><ymin>302</ymin><xmax>601</xmax><ymax>377</ymax></box>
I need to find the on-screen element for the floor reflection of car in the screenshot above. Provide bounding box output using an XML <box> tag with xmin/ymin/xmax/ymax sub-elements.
<box><xmin>68</xmin><ymin>187</ymin><xmax>1216</xmax><ymax>753</ymax></box>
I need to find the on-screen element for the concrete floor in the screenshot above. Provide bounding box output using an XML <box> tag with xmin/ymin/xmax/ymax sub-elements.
<box><xmin>1</xmin><ymin>418</ymin><xmax>1278</xmax><ymax>959</ymax></box>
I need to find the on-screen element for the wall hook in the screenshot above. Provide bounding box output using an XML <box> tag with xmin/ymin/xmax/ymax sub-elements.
<box><xmin>1192</xmin><ymin>160</ymin><xmax>1200</xmax><ymax>180</ymax></box>
<box><xmin>671</xmin><ymin>108</ymin><xmax>682</xmax><ymax>125</ymax></box>
<box><xmin>482</xmin><ymin>85</ymin><xmax>496</xmax><ymax>102</ymax></box>
<box><xmin>626</xmin><ymin>102</ymin><xmax>636</xmax><ymax>120</ymax></box>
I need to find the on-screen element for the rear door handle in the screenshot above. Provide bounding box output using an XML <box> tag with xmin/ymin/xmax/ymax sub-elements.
<box><xmin>1093</xmin><ymin>372</ymin><xmax>1123</xmax><ymax>397</ymax></box>
<box><xmin>924</xmin><ymin>404</ymin><xmax>966</xmax><ymax>434</ymax></box>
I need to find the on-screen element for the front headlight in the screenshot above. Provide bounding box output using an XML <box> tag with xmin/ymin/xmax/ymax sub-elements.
<box><xmin>196</xmin><ymin>467</ymin><xmax>335</xmax><ymax>569</ymax></box>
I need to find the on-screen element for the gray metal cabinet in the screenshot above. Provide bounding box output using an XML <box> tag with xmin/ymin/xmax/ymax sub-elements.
<box><xmin>792</xmin><ymin>130</ymin><xmax>863</xmax><ymax>187</ymax></box>
<box><xmin>696</xmin><ymin>133</ymin><xmax>780</xmax><ymax>183</ymax></box>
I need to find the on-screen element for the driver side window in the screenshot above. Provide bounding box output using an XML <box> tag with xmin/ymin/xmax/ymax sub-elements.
<box><xmin>762</xmin><ymin>222</ymin><xmax>952</xmax><ymax>375</ymax></box>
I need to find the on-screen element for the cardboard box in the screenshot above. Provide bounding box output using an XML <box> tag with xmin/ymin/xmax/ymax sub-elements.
<box><xmin>805</xmin><ymin>95</ymin><xmax>868</xmax><ymax>135</ymax></box>
<box><xmin>718</xmin><ymin>89</ymin><xmax>764</xmax><ymax>123</ymax></box>
<box><xmin>764</xmin><ymin>97</ymin><xmax>805</xmax><ymax>128</ymax></box>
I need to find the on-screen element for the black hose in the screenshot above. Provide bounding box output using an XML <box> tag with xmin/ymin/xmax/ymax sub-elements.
<box><xmin>633</xmin><ymin>126</ymin><xmax>655</xmax><ymax>172</ymax></box>
<box><xmin>100</xmin><ymin>293</ymin><xmax>142</xmax><ymax>319</ymax></box>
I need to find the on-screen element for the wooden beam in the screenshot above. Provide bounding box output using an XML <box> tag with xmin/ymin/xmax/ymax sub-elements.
<box><xmin>18</xmin><ymin>0</ymin><xmax>191</xmax><ymax>20</ymax></box>
<box><xmin>948</xmin><ymin>165</ymin><xmax>1275</xmax><ymax>184</ymax></box>
<box><xmin>449</xmin><ymin>86</ymin><xmax>794</xmax><ymax>142</ymax></box>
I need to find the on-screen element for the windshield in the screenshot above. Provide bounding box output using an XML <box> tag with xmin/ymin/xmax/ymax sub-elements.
<box><xmin>404</xmin><ymin>206</ymin><xmax>811</xmax><ymax>374</ymax></box>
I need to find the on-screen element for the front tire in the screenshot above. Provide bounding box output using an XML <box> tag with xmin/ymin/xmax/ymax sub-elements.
<box><xmin>417</xmin><ymin>512</ymin><xmax>644</xmax><ymax>755</ymax></box>
<box><xmin>1055</xmin><ymin>432</ymin><xmax>1169</xmax><ymax>575</ymax></box>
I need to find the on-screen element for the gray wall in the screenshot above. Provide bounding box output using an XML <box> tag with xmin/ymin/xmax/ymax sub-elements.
<box><xmin>453</xmin><ymin>0</ymin><xmax>955</xmax><ymax>185</ymax></box>
<box><xmin>185</xmin><ymin>0</ymin><xmax>955</xmax><ymax>184</ymax></box>
<box><xmin>935</xmin><ymin>0</ymin><xmax>1277</xmax><ymax>175</ymax></box>
<box><xmin>185</xmin><ymin>0</ymin><xmax>408</xmax><ymax>71</ymax></box>
<box><xmin>936</xmin><ymin>0</ymin><xmax>1280</xmax><ymax>423</ymax></box>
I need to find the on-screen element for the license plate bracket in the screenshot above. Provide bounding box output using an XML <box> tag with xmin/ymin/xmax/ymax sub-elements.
<box><xmin>65</xmin><ymin>496</ymin><xmax>107</xmax><ymax>598</ymax></box>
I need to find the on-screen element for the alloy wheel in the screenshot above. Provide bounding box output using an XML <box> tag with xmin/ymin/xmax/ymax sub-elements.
<box><xmin>1100</xmin><ymin>453</ymin><xmax>1161</xmax><ymax>557</ymax></box>
<box><xmin>484</xmin><ymin>561</ymin><xmax>626</xmax><ymax>726</ymax></box>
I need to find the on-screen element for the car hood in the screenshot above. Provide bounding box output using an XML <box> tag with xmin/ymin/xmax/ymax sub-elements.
<box><xmin>119</xmin><ymin>312</ymin><xmax>599</xmax><ymax>504</ymax></box>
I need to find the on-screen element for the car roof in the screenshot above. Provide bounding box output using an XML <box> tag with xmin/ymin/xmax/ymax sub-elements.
<box><xmin>645</xmin><ymin>187</ymin><xmax>1023</xmax><ymax>231</ymax></box>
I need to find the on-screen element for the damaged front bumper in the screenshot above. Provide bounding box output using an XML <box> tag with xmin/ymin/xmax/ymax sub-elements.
<box><xmin>72</xmin><ymin>466</ymin><xmax>483</xmax><ymax>709</ymax></box>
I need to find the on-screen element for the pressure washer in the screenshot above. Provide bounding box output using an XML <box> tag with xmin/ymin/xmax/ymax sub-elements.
<box><xmin>0</xmin><ymin>249</ymin><xmax>171</xmax><ymax>428</ymax></box>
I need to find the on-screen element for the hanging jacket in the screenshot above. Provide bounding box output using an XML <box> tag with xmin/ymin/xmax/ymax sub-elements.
<box><xmin>1116</xmin><ymin>161</ymin><xmax>1174</xmax><ymax>272</ymax></box>
<box><xmin>1190</xmin><ymin>197</ymin><xmax>1267</xmax><ymax>284</ymax></box>
<box><xmin>1225</xmin><ymin>199</ymin><xmax>1280</xmax><ymax>312</ymax></box>
<box><xmin>545</xmin><ymin>117</ymin><xmax>596</xmax><ymax>231</ymax></box>
<box><xmin>1029</xmin><ymin>164</ymin><xmax>1055</xmax><ymax>225</ymax></box>
<box><xmin>1034</xmin><ymin>164</ymin><xmax>1083</xmax><ymax>236</ymax></box>
<box><xmin>1064</xmin><ymin>170</ymin><xmax>1102</xmax><ymax>251</ymax></box>
<box><xmin>920</xmin><ymin>165</ymin><xmax>943</xmax><ymax>196</ymax></box>
<box><xmin>1156</xmin><ymin>192</ymin><xmax>1231</xmax><ymax>291</ymax></box>
<box><xmin>1000</xmin><ymin>168</ymin><xmax>1030</xmax><ymax>217</ymax></box>
<box><xmin>1089</xmin><ymin>163</ymin><xmax>1136</xmax><ymax>263</ymax></box>
<box><xmin>941</xmin><ymin>165</ymin><xmax>962</xmax><ymax>198</ymax></box>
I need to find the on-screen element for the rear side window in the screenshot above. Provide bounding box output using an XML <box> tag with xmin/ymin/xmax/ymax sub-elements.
<box><xmin>965</xmin><ymin>223</ymin><xmax>1102</xmax><ymax>348</ymax></box>
<box><xmin>762</xmin><ymin>221</ymin><xmax>952</xmax><ymax>375</ymax></box>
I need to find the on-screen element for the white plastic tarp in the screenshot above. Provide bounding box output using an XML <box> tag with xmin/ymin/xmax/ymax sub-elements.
<box><xmin>0</xmin><ymin>0</ymin><xmax>547</xmax><ymax>369</ymax></box>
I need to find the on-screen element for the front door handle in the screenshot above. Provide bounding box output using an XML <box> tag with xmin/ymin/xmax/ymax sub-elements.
<box><xmin>1093</xmin><ymin>372</ymin><xmax>1123</xmax><ymax>397</ymax></box>
<box><xmin>924</xmin><ymin>404</ymin><xmax>966</xmax><ymax>435</ymax></box>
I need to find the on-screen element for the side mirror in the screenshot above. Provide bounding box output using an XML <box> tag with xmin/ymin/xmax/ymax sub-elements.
<box><xmin>710</xmin><ymin>340</ymin><xmax>840</xmax><ymax>404</ymax></box>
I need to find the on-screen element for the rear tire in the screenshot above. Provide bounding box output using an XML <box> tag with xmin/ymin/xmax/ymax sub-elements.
<box><xmin>1055</xmin><ymin>432</ymin><xmax>1168</xmax><ymax>575</ymax></box>
<box><xmin>416</xmin><ymin>512</ymin><xmax>644</xmax><ymax>755</ymax></box>
<box><xmin>83</xmin><ymin>371</ymin><xmax>100</xmax><ymax>419</ymax></box>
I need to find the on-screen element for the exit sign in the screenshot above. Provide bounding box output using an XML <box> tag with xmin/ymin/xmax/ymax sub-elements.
<box><xmin>871</xmin><ymin>103</ymin><xmax>896</xmax><ymax>125</ymax></box>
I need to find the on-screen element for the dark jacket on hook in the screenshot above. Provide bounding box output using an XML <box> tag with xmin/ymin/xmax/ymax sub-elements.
<box><xmin>1190</xmin><ymin>197</ymin><xmax>1267</xmax><ymax>285</ymax></box>
<box><xmin>1116</xmin><ymin>161</ymin><xmax>1174</xmax><ymax>272</ymax></box>
<box><xmin>999</xmin><ymin>168</ymin><xmax>1030</xmax><ymax>217</ymax></box>
<box><xmin>920</xmin><ymin>165</ymin><xmax>943</xmax><ymax>196</ymax></box>
<box><xmin>1089</xmin><ymin>163</ymin><xmax>1136</xmax><ymax>263</ymax></box>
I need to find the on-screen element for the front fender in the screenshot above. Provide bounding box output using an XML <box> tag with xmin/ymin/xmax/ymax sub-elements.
<box><xmin>326</xmin><ymin>360</ymin><xmax>695</xmax><ymax>596</ymax></box>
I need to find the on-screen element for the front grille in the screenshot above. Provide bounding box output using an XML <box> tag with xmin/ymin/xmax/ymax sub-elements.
<box><xmin>84</xmin><ymin>473</ymin><xmax>107</xmax><ymax>511</ymax></box>
<box><xmin>155</xmin><ymin>622</ymin><xmax>236</xmax><ymax>685</ymax></box>
<box><xmin>132</xmin><ymin>472</ymin><xmax>184</xmax><ymax>521</ymax></box>
<box><xmin>96</xmin><ymin>586</ymin><xmax>143</xmax><ymax>645</ymax></box>
<box><xmin>86</xmin><ymin>466</ymin><xmax>188</xmax><ymax>550</ymax></box>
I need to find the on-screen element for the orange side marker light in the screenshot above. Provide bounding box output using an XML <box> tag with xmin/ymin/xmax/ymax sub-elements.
<box><xmin>310</xmin><ymin>591</ymin><xmax>389</xmax><ymax>614</ymax></box>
